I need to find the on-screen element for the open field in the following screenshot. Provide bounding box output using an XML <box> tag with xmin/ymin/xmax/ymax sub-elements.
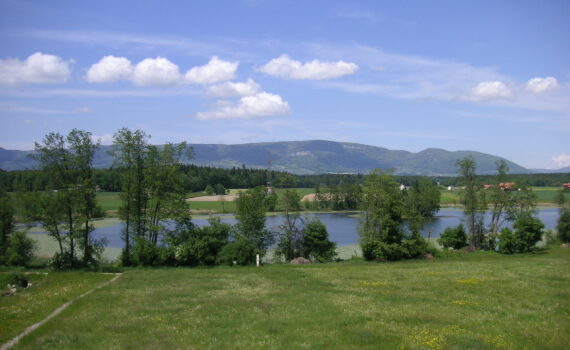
<box><xmin>2</xmin><ymin>247</ymin><xmax>569</xmax><ymax>349</ymax></box>
<box><xmin>83</xmin><ymin>187</ymin><xmax>570</xmax><ymax>216</ymax></box>
<box><xmin>0</xmin><ymin>272</ymin><xmax>115</xmax><ymax>345</ymax></box>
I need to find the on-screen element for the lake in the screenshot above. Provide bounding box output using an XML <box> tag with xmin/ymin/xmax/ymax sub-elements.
<box><xmin>26</xmin><ymin>207</ymin><xmax>562</xmax><ymax>249</ymax></box>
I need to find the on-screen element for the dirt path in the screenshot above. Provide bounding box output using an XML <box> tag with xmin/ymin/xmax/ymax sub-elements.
<box><xmin>187</xmin><ymin>194</ymin><xmax>238</xmax><ymax>202</ymax></box>
<box><xmin>0</xmin><ymin>273</ymin><xmax>122</xmax><ymax>350</ymax></box>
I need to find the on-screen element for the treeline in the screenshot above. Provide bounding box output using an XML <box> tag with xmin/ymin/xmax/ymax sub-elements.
<box><xmin>2</xmin><ymin>166</ymin><xmax>569</xmax><ymax>194</ymax></box>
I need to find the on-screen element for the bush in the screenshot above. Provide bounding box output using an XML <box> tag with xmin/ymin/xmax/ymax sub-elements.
<box><xmin>48</xmin><ymin>251</ymin><xmax>78</xmax><ymax>269</ymax></box>
<box><xmin>132</xmin><ymin>237</ymin><xmax>162</xmax><ymax>266</ymax></box>
<box><xmin>5</xmin><ymin>231</ymin><xmax>35</xmax><ymax>267</ymax></box>
<box><xmin>217</xmin><ymin>238</ymin><xmax>256</xmax><ymax>266</ymax></box>
<box><xmin>303</xmin><ymin>219</ymin><xmax>336</xmax><ymax>262</ymax></box>
<box><xmin>438</xmin><ymin>224</ymin><xmax>468</xmax><ymax>250</ymax></box>
<box><xmin>557</xmin><ymin>208</ymin><xmax>570</xmax><ymax>243</ymax></box>
<box><xmin>1</xmin><ymin>272</ymin><xmax>29</xmax><ymax>289</ymax></box>
<box><xmin>498</xmin><ymin>215</ymin><xmax>545</xmax><ymax>254</ymax></box>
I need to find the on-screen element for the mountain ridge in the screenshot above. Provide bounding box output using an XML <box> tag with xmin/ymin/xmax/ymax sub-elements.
<box><xmin>0</xmin><ymin>140</ymin><xmax>552</xmax><ymax>176</ymax></box>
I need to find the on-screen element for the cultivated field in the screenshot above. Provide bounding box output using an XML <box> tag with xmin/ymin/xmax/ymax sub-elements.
<box><xmin>2</xmin><ymin>247</ymin><xmax>569</xmax><ymax>349</ymax></box>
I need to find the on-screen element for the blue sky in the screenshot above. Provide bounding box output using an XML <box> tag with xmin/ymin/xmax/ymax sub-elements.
<box><xmin>0</xmin><ymin>0</ymin><xmax>568</xmax><ymax>169</ymax></box>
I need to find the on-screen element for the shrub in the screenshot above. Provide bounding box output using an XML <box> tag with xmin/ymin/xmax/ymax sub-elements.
<box><xmin>557</xmin><ymin>207</ymin><xmax>570</xmax><ymax>243</ymax></box>
<box><xmin>132</xmin><ymin>237</ymin><xmax>161</xmax><ymax>266</ymax></box>
<box><xmin>498</xmin><ymin>215</ymin><xmax>545</xmax><ymax>254</ymax></box>
<box><xmin>217</xmin><ymin>238</ymin><xmax>256</xmax><ymax>266</ymax></box>
<box><xmin>48</xmin><ymin>251</ymin><xmax>78</xmax><ymax>269</ymax></box>
<box><xmin>303</xmin><ymin>219</ymin><xmax>336</xmax><ymax>262</ymax></box>
<box><xmin>438</xmin><ymin>224</ymin><xmax>468</xmax><ymax>250</ymax></box>
<box><xmin>5</xmin><ymin>231</ymin><xmax>35</xmax><ymax>267</ymax></box>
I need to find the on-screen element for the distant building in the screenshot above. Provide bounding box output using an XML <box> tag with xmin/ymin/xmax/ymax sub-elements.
<box><xmin>499</xmin><ymin>182</ymin><xmax>516</xmax><ymax>190</ymax></box>
<box><xmin>562</xmin><ymin>183</ymin><xmax>570</xmax><ymax>189</ymax></box>
<box><xmin>483</xmin><ymin>184</ymin><xmax>494</xmax><ymax>190</ymax></box>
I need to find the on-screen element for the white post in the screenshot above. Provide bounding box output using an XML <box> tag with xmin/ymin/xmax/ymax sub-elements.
<box><xmin>256</xmin><ymin>254</ymin><xmax>260</xmax><ymax>267</ymax></box>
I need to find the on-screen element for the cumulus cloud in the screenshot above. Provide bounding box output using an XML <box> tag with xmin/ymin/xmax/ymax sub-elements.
<box><xmin>185</xmin><ymin>56</ymin><xmax>238</xmax><ymax>84</ymax></box>
<box><xmin>132</xmin><ymin>57</ymin><xmax>182</xmax><ymax>86</ymax></box>
<box><xmin>552</xmin><ymin>153</ymin><xmax>570</xmax><ymax>168</ymax></box>
<box><xmin>526</xmin><ymin>77</ymin><xmax>558</xmax><ymax>93</ymax></box>
<box><xmin>258</xmin><ymin>54</ymin><xmax>358</xmax><ymax>80</ymax></box>
<box><xmin>0</xmin><ymin>52</ymin><xmax>71</xmax><ymax>85</ymax></box>
<box><xmin>467</xmin><ymin>81</ymin><xmax>513</xmax><ymax>101</ymax></box>
<box><xmin>196</xmin><ymin>92</ymin><xmax>290</xmax><ymax>120</ymax></box>
<box><xmin>86</xmin><ymin>55</ymin><xmax>133</xmax><ymax>83</ymax></box>
<box><xmin>205</xmin><ymin>78</ymin><xmax>260</xmax><ymax>97</ymax></box>
<box><xmin>91</xmin><ymin>134</ymin><xmax>114</xmax><ymax>145</ymax></box>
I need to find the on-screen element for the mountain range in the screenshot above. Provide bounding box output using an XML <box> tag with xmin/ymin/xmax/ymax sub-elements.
<box><xmin>0</xmin><ymin>140</ymin><xmax>562</xmax><ymax>176</ymax></box>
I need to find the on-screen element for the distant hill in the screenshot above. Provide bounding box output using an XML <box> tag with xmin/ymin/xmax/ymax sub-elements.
<box><xmin>531</xmin><ymin>166</ymin><xmax>570</xmax><ymax>174</ymax></box>
<box><xmin>0</xmin><ymin>140</ymin><xmax>535</xmax><ymax>176</ymax></box>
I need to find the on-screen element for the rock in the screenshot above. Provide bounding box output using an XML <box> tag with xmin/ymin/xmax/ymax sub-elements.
<box><xmin>290</xmin><ymin>257</ymin><xmax>311</xmax><ymax>264</ymax></box>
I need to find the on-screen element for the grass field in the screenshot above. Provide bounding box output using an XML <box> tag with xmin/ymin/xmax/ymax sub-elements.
<box><xmin>97</xmin><ymin>187</ymin><xmax>569</xmax><ymax>216</ymax></box>
<box><xmin>2</xmin><ymin>247</ymin><xmax>569</xmax><ymax>349</ymax></box>
<box><xmin>0</xmin><ymin>272</ymin><xmax>115</xmax><ymax>345</ymax></box>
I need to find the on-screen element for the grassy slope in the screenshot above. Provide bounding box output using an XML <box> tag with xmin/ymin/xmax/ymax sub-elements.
<box><xmin>6</xmin><ymin>248</ymin><xmax>570</xmax><ymax>350</ymax></box>
<box><xmin>0</xmin><ymin>272</ymin><xmax>114</xmax><ymax>345</ymax></box>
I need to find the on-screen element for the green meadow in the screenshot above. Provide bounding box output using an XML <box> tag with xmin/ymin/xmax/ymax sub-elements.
<box><xmin>1</xmin><ymin>247</ymin><xmax>569</xmax><ymax>349</ymax></box>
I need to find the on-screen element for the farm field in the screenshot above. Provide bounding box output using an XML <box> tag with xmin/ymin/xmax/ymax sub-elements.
<box><xmin>2</xmin><ymin>247</ymin><xmax>569</xmax><ymax>350</ymax></box>
<box><xmin>96</xmin><ymin>187</ymin><xmax>569</xmax><ymax>216</ymax></box>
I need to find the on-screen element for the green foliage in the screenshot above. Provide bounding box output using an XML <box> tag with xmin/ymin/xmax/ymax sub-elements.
<box><xmin>438</xmin><ymin>224</ymin><xmax>468</xmax><ymax>249</ymax></box>
<box><xmin>0</xmin><ymin>189</ymin><xmax>14</xmax><ymax>263</ymax></box>
<box><xmin>172</xmin><ymin>217</ymin><xmax>231</xmax><ymax>266</ymax></box>
<box><xmin>204</xmin><ymin>184</ymin><xmax>214</xmax><ymax>195</ymax></box>
<box><xmin>302</xmin><ymin>219</ymin><xmax>336</xmax><ymax>262</ymax></box>
<box><xmin>359</xmin><ymin>170</ymin><xmax>430</xmax><ymax>261</ymax></box>
<box><xmin>131</xmin><ymin>237</ymin><xmax>162</xmax><ymax>266</ymax></box>
<box><xmin>557</xmin><ymin>207</ymin><xmax>570</xmax><ymax>243</ymax></box>
<box><xmin>498</xmin><ymin>215</ymin><xmax>545</xmax><ymax>254</ymax></box>
<box><xmin>264</xmin><ymin>191</ymin><xmax>278</xmax><ymax>211</ymax></box>
<box><xmin>217</xmin><ymin>237</ymin><xmax>257</xmax><ymax>266</ymax></box>
<box><xmin>235</xmin><ymin>187</ymin><xmax>273</xmax><ymax>252</ymax></box>
<box><xmin>5</xmin><ymin>231</ymin><xmax>36</xmax><ymax>266</ymax></box>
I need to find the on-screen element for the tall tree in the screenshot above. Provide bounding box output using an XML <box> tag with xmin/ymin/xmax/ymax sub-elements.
<box><xmin>32</xmin><ymin>132</ymin><xmax>79</xmax><ymax>264</ymax></box>
<box><xmin>111</xmin><ymin>128</ymin><xmax>149</xmax><ymax>265</ymax></box>
<box><xmin>235</xmin><ymin>186</ymin><xmax>273</xmax><ymax>254</ymax></box>
<box><xmin>0</xmin><ymin>188</ymin><xmax>14</xmax><ymax>263</ymax></box>
<box><xmin>67</xmin><ymin>129</ymin><xmax>101</xmax><ymax>265</ymax></box>
<box><xmin>457</xmin><ymin>157</ymin><xmax>484</xmax><ymax>249</ymax></box>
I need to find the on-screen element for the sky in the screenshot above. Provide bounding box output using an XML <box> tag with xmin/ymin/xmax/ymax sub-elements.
<box><xmin>0</xmin><ymin>0</ymin><xmax>568</xmax><ymax>169</ymax></box>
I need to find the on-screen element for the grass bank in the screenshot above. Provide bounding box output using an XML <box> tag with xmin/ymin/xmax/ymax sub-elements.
<box><xmin>2</xmin><ymin>247</ymin><xmax>568</xmax><ymax>349</ymax></box>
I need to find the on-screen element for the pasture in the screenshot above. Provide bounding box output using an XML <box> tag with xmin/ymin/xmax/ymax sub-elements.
<box><xmin>1</xmin><ymin>247</ymin><xmax>569</xmax><ymax>349</ymax></box>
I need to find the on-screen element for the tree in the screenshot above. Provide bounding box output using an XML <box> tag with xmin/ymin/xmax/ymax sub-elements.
<box><xmin>457</xmin><ymin>157</ymin><xmax>485</xmax><ymax>249</ymax></box>
<box><xmin>5</xmin><ymin>231</ymin><xmax>35</xmax><ymax>267</ymax></box>
<box><xmin>403</xmin><ymin>178</ymin><xmax>440</xmax><ymax>234</ymax></box>
<box><xmin>498</xmin><ymin>214</ymin><xmax>544</xmax><ymax>254</ymax></box>
<box><xmin>32</xmin><ymin>132</ymin><xmax>79</xmax><ymax>264</ymax></box>
<box><xmin>275</xmin><ymin>189</ymin><xmax>303</xmax><ymax>261</ymax></box>
<box><xmin>557</xmin><ymin>208</ymin><xmax>570</xmax><ymax>243</ymax></box>
<box><xmin>303</xmin><ymin>219</ymin><xmax>336</xmax><ymax>262</ymax></box>
<box><xmin>67</xmin><ymin>129</ymin><xmax>102</xmax><ymax>266</ymax></box>
<box><xmin>0</xmin><ymin>188</ymin><xmax>14</xmax><ymax>263</ymax></box>
<box><xmin>438</xmin><ymin>224</ymin><xmax>468</xmax><ymax>250</ymax></box>
<box><xmin>235</xmin><ymin>186</ymin><xmax>273</xmax><ymax>255</ymax></box>
<box><xmin>111</xmin><ymin>128</ymin><xmax>149</xmax><ymax>265</ymax></box>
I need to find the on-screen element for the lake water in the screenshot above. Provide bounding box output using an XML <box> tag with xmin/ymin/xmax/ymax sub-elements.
<box><xmin>27</xmin><ymin>208</ymin><xmax>561</xmax><ymax>248</ymax></box>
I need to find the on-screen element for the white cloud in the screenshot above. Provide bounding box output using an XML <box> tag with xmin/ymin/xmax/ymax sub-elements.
<box><xmin>205</xmin><ymin>78</ymin><xmax>260</xmax><ymax>97</ymax></box>
<box><xmin>91</xmin><ymin>134</ymin><xmax>114</xmax><ymax>145</ymax></box>
<box><xmin>0</xmin><ymin>102</ymin><xmax>91</xmax><ymax>114</ymax></box>
<box><xmin>258</xmin><ymin>54</ymin><xmax>358</xmax><ymax>80</ymax></box>
<box><xmin>466</xmin><ymin>81</ymin><xmax>513</xmax><ymax>101</ymax></box>
<box><xmin>196</xmin><ymin>92</ymin><xmax>290</xmax><ymax>120</ymax></box>
<box><xmin>0</xmin><ymin>52</ymin><xmax>71</xmax><ymax>85</ymax></box>
<box><xmin>526</xmin><ymin>77</ymin><xmax>558</xmax><ymax>93</ymax></box>
<box><xmin>86</xmin><ymin>55</ymin><xmax>133</xmax><ymax>83</ymax></box>
<box><xmin>185</xmin><ymin>56</ymin><xmax>237</xmax><ymax>84</ymax></box>
<box><xmin>132</xmin><ymin>57</ymin><xmax>182</xmax><ymax>86</ymax></box>
<box><xmin>552</xmin><ymin>153</ymin><xmax>570</xmax><ymax>168</ymax></box>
